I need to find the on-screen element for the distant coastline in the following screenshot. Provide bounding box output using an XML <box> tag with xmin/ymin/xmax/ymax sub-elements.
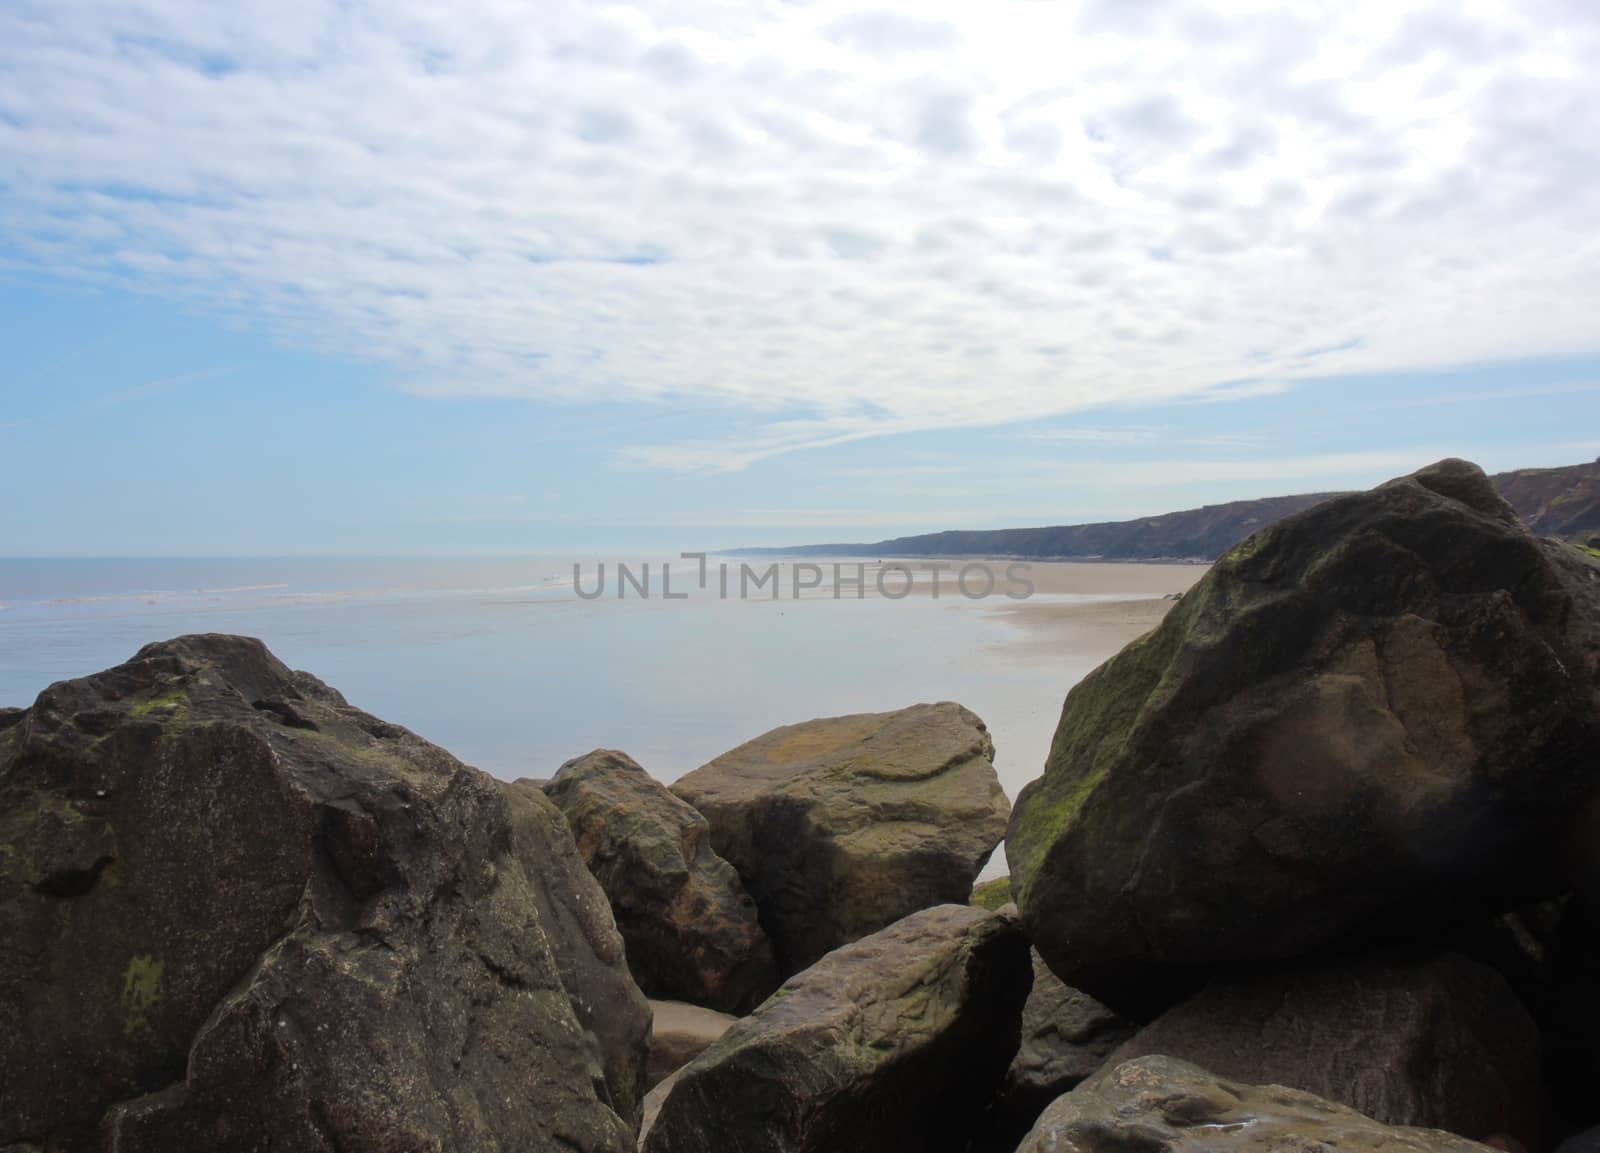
<box><xmin>735</xmin><ymin>456</ymin><xmax>1600</xmax><ymax>564</ymax></box>
<box><xmin>727</xmin><ymin>550</ymin><xmax>1215</xmax><ymax>565</ymax></box>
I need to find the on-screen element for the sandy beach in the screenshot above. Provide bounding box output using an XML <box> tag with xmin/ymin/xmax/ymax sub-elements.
<box><xmin>975</xmin><ymin>560</ymin><xmax>1208</xmax><ymax>665</ymax></box>
<box><xmin>721</xmin><ymin>554</ymin><xmax>1208</xmax><ymax>693</ymax></box>
<box><xmin>820</xmin><ymin>556</ymin><xmax>1207</xmax><ymax>667</ymax></box>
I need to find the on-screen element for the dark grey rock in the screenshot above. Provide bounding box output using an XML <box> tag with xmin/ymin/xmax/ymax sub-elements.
<box><xmin>545</xmin><ymin>749</ymin><xmax>777</xmax><ymax>1013</ymax></box>
<box><xmin>0</xmin><ymin>634</ymin><xmax>649</xmax><ymax>1153</ymax></box>
<box><xmin>1009</xmin><ymin>460</ymin><xmax>1600</xmax><ymax>1017</ymax></box>
<box><xmin>1099</xmin><ymin>951</ymin><xmax>1544</xmax><ymax>1148</ymax></box>
<box><xmin>639</xmin><ymin>904</ymin><xmax>1030</xmax><ymax>1153</ymax></box>
<box><xmin>1017</xmin><ymin>1055</ymin><xmax>1503</xmax><ymax>1153</ymax></box>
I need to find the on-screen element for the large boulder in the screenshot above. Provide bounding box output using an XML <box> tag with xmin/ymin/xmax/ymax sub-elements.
<box><xmin>0</xmin><ymin>635</ymin><xmax>650</xmax><ymax>1153</ymax></box>
<box><xmin>544</xmin><ymin>749</ymin><xmax>778</xmax><ymax>1013</ymax></box>
<box><xmin>1009</xmin><ymin>460</ymin><xmax>1600</xmax><ymax>1016</ymax></box>
<box><xmin>1017</xmin><ymin>1055</ymin><xmax>1501</xmax><ymax>1153</ymax></box>
<box><xmin>1100</xmin><ymin>951</ymin><xmax>1543</xmax><ymax>1148</ymax></box>
<box><xmin>646</xmin><ymin>1001</ymin><xmax>736</xmax><ymax>1091</ymax></box>
<box><xmin>672</xmin><ymin>702</ymin><xmax>1010</xmax><ymax>974</ymax></box>
<box><xmin>639</xmin><ymin>903</ymin><xmax>1031</xmax><ymax>1153</ymax></box>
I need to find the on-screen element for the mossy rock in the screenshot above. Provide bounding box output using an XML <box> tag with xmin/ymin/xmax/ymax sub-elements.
<box><xmin>1008</xmin><ymin>460</ymin><xmax>1600</xmax><ymax>1018</ymax></box>
<box><xmin>969</xmin><ymin>876</ymin><xmax>1012</xmax><ymax>910</ymax></box>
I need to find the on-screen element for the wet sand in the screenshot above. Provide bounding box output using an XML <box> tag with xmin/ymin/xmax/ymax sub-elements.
<box><xmin>793</xmin><ymin>556</ymin><xmax>1209</xmax><ymax>665</ymax></box>
<box><xmin>974</xmin><ymin>560</ymin><xmax>1208</xmax><ymax>664</ymax></box>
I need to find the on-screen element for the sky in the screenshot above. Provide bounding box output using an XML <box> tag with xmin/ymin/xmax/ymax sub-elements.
<box><xmin>2</xmin><ymin>0</ymin><xmax>1599</xmax><ymax>555</ymax></box>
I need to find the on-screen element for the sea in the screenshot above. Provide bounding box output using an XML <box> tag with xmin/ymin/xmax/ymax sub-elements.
<box><xmin>0</xmin><ymin>556</ymin><xmax>1148</xmax><ymax>871</ymax></box>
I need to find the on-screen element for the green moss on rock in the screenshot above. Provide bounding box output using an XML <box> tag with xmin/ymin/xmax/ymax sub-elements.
<box><xmin>1004</xmin><ymin>458</ymin><xmax>1600</xmax><ymax>1019</ymax></box>
<box><xmin>970</xmin><ymin>876</ymin><xmax>1012</xmax><ymax>910</ymax></box>
<box><xmin>130</xmin><ymin>687</ymin><xmax>187</xmax><ymax>719</ymax></box>
<box><xmin>122</xmin><ymin>954</ymin><xmax>163</xmax><ymax>1039</ymax></box>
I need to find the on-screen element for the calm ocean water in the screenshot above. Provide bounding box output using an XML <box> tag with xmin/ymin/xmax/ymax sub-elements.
<box><xmin>0</xmin><ymin>557</ymin><xmax>1131</xmax><ymax>870</ymax></box>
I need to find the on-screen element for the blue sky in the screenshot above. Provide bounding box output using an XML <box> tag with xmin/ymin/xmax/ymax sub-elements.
<box><xmin>3</xmin><ymin>1</ymin><xmax>1599</xmax><ymax>555</ymax></box>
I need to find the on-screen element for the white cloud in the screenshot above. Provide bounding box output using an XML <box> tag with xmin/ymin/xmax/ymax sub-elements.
<box><xmin>3</xmin><ymin>0</ymin><xmax>1599</xmax><ymax>467</ymax></box>
<box><xmin>1020</xmin><ymin>425</ymin><xmax>1264</xmax><ymax>449</ymax></box>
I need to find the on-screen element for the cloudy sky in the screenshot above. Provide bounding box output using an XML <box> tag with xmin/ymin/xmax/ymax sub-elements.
<box><xmin>3</xmin><ymin>0</ymin><xmax>1599</xmax><ymax>554</ymax></box>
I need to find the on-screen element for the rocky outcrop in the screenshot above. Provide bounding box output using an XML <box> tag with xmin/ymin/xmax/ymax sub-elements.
<box><xmin>0</xmin><ymin>634</ymin><xmax>649</xmax><ymax>1153</ymax></box>
<box><xmin>978</xmin><ymin>950</ymin><xmax>1134</xmax><ymax>1149</ymax></box>
<box><xmin>1101</xmin><ymin>952</ymin><xmax>1543</xmax><ymax>1148</ymax></box>
<box><xmin>1008</xmin><ymin>460</ymin><xmax>1600</xmax><ymax>1016</ymax></box>
<box><xmin>647</xmin><ymin>1001</ymin><xmax>736</xmax><ymax>1091</ymax></box>
<box><xmin>1017</xmin><ymin>1055</ymin><xmax>1502</xmax><ymax>1153</ymax></box>
<box><xmin>639</xmin><ymin>904</ymin><xmax>1030</xmax><ymax>1153</ymax></box>
<box><xmin>544</xmin><ymin>750</ymin><xmax>778</xmax><ymax>1013</ymax></box>
<box><xmin>672</xmin><ymin>703</ymin><xmax>1010</xmax><ymax>974</ymax></box>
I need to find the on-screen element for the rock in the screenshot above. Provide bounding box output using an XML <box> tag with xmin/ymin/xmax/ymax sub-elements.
<box><xmin>1009</xmin><ymin>460</ymin><xmax>1600</xmax><ymax>1016</ymax></box>
<box><xmin>0</xmin><ymin>707</ymin><xmax>25</xmax><ymax>732</ymax></box>
<box><xmin>0</xmin><ymin>635</ymin><xmax>649</xmax><ymax>1153</ymax></box>
<box><xmin>544</xmin><ymin>749</ymin><xmax>778</xmax><ymax>1013</ymax></box>
<box><xmin>500</xmin><ymin>778</ymin><xmax>654</xmax><ymax>1126</ymax></box>
<box><xmin>1016</xmin><ymin>1055</ymin><xmax>1500</xmax><ymax>1153</ymax></box>
<box><xmin>647</xmin><ymin>1001</ymin><xmax>735</xmax><ymax>1091</ymax></box>
<box><xmin>672</xmin><ymin>702</ymin><xmax>1010</xmax><ymax>974</ymax></box>
<box><xmin>639</xmin><ymin>903</ymin><xmax>1031</xmax><ymax>1153</ymax></box>
<box><xmin>1538</xmin><ymin>898</ymin><xmax>1600</xmax><ymax>1131</ymax></box>
<box><xmin>976</xmin><ymin>949</ymin><xmax>1134</xmax><ymax>1151</ymax></box>
<box><xmin>1010</xmin><ymin>951</ymin><xmax>1131</xmax><ymax>1093</ymax></box>
<box><xmin>1557</xmin><ymin>1126</ymin><xmax>1600</xmax><ymax>1153</ymax></box>
<box><xmin>970</xmin><ymin>875</ymin><xmax>1012</xmax><ymax>910</ymax></box>
<box><xmin>1101</xmin><ymin>951</ymin><xmax>1543</xmax><ymax>1148</ymax></box>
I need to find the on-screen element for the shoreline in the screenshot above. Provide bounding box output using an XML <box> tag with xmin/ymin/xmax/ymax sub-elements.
<box><xmin>971</xmin><ymin>558</ymin><xmax>1206</xmax><ymax>667</ymax></box>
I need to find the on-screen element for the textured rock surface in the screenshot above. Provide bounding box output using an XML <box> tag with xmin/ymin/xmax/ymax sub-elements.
<box><xmin>639</xmin><ymin>904</ymin><xmax>1030</xmax><ymax>1153</ymax></box>
<box><xmin>0</xmin><ymin>635</ymin><xmax>649</xmax><ymax>1153</ymax></box>
<box><xmin>1010</xmin><ymin>951</ymin><xmax>1131</xmax><ymax>1094</ymax></box>
<box><xmin>1009</xmin><ymin>460</ymin><xmax>1600</xmax><ymax>1015</ymax></box>
<box><xmin>1101</xmin><ymin>952</ymin><xmax>1543</xmax><ymax>1148</ymax></box>
<box><xmin>545</xmin><ymin>749</ymin><xmax>778</xmax><ymax>1013</ymax></box>
<box><xmin>1017</xmin><ymin>1055</ymin><xmax>1500</xmax><ymax>1153</ymax></box>
<box><xmin>499</xmin><ymin>777</ymin><xmax>653</xmax><ymax>1125</ymax></box>
<box><xmin>647</xmin><ymin>1001</ymin><xmax>736</xmax><ymax>1091</ymax></box>
<box><xmin>672</xmin><ymin>702</ymin><xmax>1010</xmax><ymax>974</ymax></box>
<box><xmin>980</xmin><ymin>950</ymin><xmax>1133</xmax><ymax>1148</ymax></box>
